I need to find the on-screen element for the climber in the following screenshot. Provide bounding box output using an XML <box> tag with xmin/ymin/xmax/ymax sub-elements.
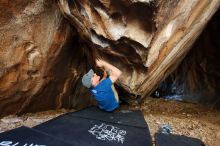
<box><xmin>81</xmin><ymin>59</ymin><xmax>122</xmax><ymax>112</ymax></box>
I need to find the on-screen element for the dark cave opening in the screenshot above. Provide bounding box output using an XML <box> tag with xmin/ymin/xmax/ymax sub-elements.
<box><xmin>151</xmin><ymin>9</ymin><xmax>220</xmax><ymax>108</ymax></box>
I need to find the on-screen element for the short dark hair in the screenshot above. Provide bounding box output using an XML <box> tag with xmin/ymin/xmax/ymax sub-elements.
<box><xmin>95</xmin><ymin>67</ymin><xmax>104</xmax><ymax>81</ymax></box>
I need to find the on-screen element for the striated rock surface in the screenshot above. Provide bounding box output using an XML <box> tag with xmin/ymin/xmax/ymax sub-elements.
<box><xmin>58</xmin><ymin>0</ymin><xmax>219</xmax><ymax>99</ymax></box>
<box><xmin>0</xmin><ymin>0</ymin><xmax>219</xmax><ymax>116</ymax></box>
<box><xmin>0</xmin><ymin>0</ymin><xmax>76</xmax><ymax>116</ymax></box>
<box><xmin>154</xmin><ymin>10</ymin><xmax>220</xmax><ymax>106</ymax></box>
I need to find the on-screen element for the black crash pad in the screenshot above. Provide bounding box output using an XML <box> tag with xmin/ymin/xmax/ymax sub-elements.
<box><xmin>34</xmin><ymin>106</ymin><xmax>152</xmax><ymax>146</ymax></box>
<box><xmin>155</xmin><ymin>133</ymin><xmax>205</xmax><ymax>146</ymax></box>
<box><xmin>67</xmin><ymin>106</ymin><xmax>147</xmax><ymax>128</ymax></box>
<box><xmin>0</xmin><ymin>126</ymin><xmax>73</xmax><ymax>146</ymax></box>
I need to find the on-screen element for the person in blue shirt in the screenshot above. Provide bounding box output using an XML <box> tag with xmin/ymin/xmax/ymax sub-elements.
<box><xmin>82</xmin><ymin>59</ymin><xmax>122</xmax><ymax>112</ymax></box>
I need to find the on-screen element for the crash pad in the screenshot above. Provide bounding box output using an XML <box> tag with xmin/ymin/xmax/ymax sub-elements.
<box><xmin>34</xmin><ymin>106</ymin><xmax>152</xmax><ymax>146</ymax></box>
<box><xmin>0</xmin><ymin>126</ymin><xmax>74</xmax><ymax>146</ymax></box>
<box><xmin>155</xmin><ymin>133</ymin><xmax>205</xmax><ymax>146</ymax></box>
<box><xmin>67</xmin><ymin>106</ymin><xmax>147</xmax><ymax>128</ymax></box>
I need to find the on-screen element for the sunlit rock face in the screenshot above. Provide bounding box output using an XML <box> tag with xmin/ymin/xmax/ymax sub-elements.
<box><xmin>0</xmin><ymin>0</ymin><xmax>219</xmax><ymax>116</ymax></box>
<box><xmin>0</xmin><ymin>0</ymin><xmax>76</xmax><ymax>116</ymax></box>
<box><xmin>153</xmin><ymin>10</ymin><xmax>220</xmax><ymax>107</ymax></box>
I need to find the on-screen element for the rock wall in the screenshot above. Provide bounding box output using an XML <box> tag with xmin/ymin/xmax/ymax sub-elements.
<box><xmin>0</xmin><ymin>0</ymin><xmax>219</xmax><ymax>116</ymax></box>
<box><xmin>0</xmin><ymin>0</ymin><xmax>76</xmax><ymax>116</ymax></box>
<box><xmin>58</xmin><ymin>0</ymin><xmax>219</xmax><ymax>98</ymax></box>
<box><xmin>154</xmin><ymin>10</ymin><xmax>220</xmax><ymax>107</ymax></box>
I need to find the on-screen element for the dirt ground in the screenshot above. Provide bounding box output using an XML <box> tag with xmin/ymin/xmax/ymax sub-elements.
<box><xmin>0</xmin><ymin>98</ymin><xmax>220</xmax><ymax>146</ymax></box>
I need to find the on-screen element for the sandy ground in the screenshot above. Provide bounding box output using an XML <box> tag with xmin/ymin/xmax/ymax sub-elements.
<box><xmin>0</xmin><ymin>98</ymin><xmax>220</xmax><ymax>146</ymax></box>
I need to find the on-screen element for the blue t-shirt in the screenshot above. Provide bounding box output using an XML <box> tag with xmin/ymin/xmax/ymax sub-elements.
<box><xmin>90</xmin><ymin>78</ymin><xmax>119</xmax><ymax>112</ymax></box>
